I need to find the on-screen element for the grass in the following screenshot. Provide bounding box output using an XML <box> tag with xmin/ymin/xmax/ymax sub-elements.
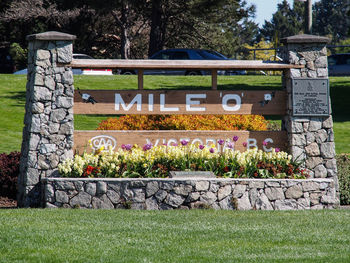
<box><xmin>0</xmin><ymin>209</ymin><xmax>349</xmax><ymax>263</ymax></box>
<box><xmin>0</xmin><ymin>74</ymin><xmax>349</xmax><ymax>153</ymax></box>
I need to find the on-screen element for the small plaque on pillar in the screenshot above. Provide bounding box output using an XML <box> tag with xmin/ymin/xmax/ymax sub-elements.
<box><xmin>292</xmin><ymin>78</ymin><xmax>330</xmax><ymax>116</ymax></box>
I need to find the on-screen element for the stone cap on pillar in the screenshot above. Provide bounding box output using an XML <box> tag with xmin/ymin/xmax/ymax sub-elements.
<box><xmin>281</xmin><ymin>34</ymin><xmax>330</xmax><ymax>44</ymax></box>
<box><xmin>26</xmin><ymin>31</ymin><xmax>76</xmax><ymax>41</ymax></box>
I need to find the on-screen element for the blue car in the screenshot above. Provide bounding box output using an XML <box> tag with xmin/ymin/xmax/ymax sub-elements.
<box><xmin>120</xmin><ymin>48</ymin><xmax>245</xmax><ymax>76</ymax></box>
<box><xmin>328</xmin><ymin>53</ymin><xmax>350</xmax><ymax>76</ymax></box>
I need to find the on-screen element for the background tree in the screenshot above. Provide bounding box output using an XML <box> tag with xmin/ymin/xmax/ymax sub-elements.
<box><xmin>259</xmin><ymin>0</ymin><xmax>303</xmax><ymax>43</ymax></box>
<box><xmin>313</xmin><ymin>0</ymin><xmax>350</xmax><ymax>44</ymax></box>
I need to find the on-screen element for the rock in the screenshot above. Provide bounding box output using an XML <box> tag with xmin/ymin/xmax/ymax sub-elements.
<box><xmin>305</xmin><ymin>143</ymin><xmax>320</xmax><ymax>156</ymax></box>
<box><xmin>165</xmin><ymin>193</ymin><xmax>185</xmax><ymax>207</ymax></box>
<box><xmin>200</xmin><ymin>192</ymin><xmax>217</xmax><ymax>205</ymax></box>
<box><xmin>320</xmin><ymin>142</ymin><xmax>336</xmax><ymax>159</ymax></box>
<box><xmin>302</xmin><ymin>181</ymin><xmax>319</xmax><ymax>192</ymax></box>
<box><xmin>209</xmin><ymin>183</ymin><xmax>219</xmax><ymax>193</ymax></box>
<box><xmin>306</xmin><ymin>157</ymin><xmax>323</xmax><ymax>169</ymax></box>
<box><xmin>186</xmin><ymin>192</ymin><xmax>200</xmax><ymax>202</ymax></box>
<box><xmin>314</xmin><ymin>165</ymin><xmax>327</xmax><ymax>178</ymax></box>
<box><xmin>85</xmin><ymin>183</ymin><xmax>96</xmax><ymax>196</ymax></box>
<box><xmin>195</xmin><ymin>181</ymin><xmax>209</xmax><ymax>191</ymax></box>
<box><xmin>315</xmin><ymin>129</ymin><xmax>328</xmax><ymax>144</ymax></box>
<box><xmin>56</xmin><ymin>96</ymin><xmax>73</xmax><ymax>108</ymax></box>
<box><xmin>274</xmin><ymin>199</ymin><xmax>298</xmax><ymax>210</ymax></box>
<box><xmin>129</xmin><ymin>181</ymin><xmax>145</xmax><ymax>188</ymax></box>
<box><xmin>309</xmin><ymin>119</ymin><xmax>322</xmax><ymax>132</ymax></box>
<box><xmin>96</xmin><ymin>181</ymin><xmax>107</xmax><ymax>195</ymax></box>
<box><xmin>322</xmin><ymin>116</ymin><xmax>333</xmax><ymax>129</ymax></box>
<box><xmin>236</xmin><ymin>192</ymin><xmax>252</xmax><ymax>210</ymax></box>
<box><xmin>232</xmin><ymin>184</ymin><xmax>246</xmax><ymax>198</ymax></box>
<box><xmin>219</xmin><ymin>196</ymin><xmax>234</xmax><ymax>210</ymax></box>
<box><xmin>92</xmin><ymin>195</ymin><xmax>114</xmax><ymax>209</ymax></box>
<box><xmin>297</xmin><ymin>198</ymin><xmax>310</xmax><ymax>209</ymax></box>
<box><xmin>249</xmin><ymin>181</ymin><xmax>265</xmax><ymax>189</ymax></box>
<box><xmin>131</xmin><ymin>203</ymin><xmax>146</xmax><ymax>210</ymax></box>
<box><xmin>155</xmin><ymin>190</ymin><xmax>167</xmax><ymax>202</ymax></box>
<box><xmin>106</xmin><ymin>190</ymin><xmax>120</xmax><ymax>204</ymax></box>
<box><xmin>45</xmin><ymin>184</ymin><xmax>55</xmax><ymax>202</ymax></box>
<box><xmin>146</xmin><ymin>181</ymin><xmax>159</xmax><ymax>197</ymax></box>
<box><xmin>285</xmin><ymin>185</ymin><xmax>303</xmax><ymax>199</ymax></box>
<box><xmin>145</xmin><ymin>197</ymin><xmax>159</xmax><ymax>210</ymax></box>
<box><xmin>132</xmin><ymin>189</ymin><xmax>145</xmax><ymax>203</ymax></box>
<box><xmin>174</xmin><ymin>184</ymin><xmax>192</xmax><ymax>196</ymax></box>
<box><xmin>161</xmin><ymin>182</ymin><xmax>174</xmax><ymax>190</ymax></box>
<box><xmin>265</xmin><ymin>187</ymin><xmax>285</xmax><ymax>201</ymax></box>
<box><xmin>291</xmin><ymin>134</ymin><xmax>306</xmax><ymax>146</ymax></box>
<box><xmin>249</xmin><ymin>188</ymin><xmax>259</xmax><ymax>208</ymax></box>
<box><xmin>321</xmin><ymin>195</ymin><xmax>335</xmax><ymax>204</ymax></box>
<box><xmin>255</xmin><ymin>193</ymin><xmax>273</xmax><ymax>210</ymax></box>
<box><xmin>55</xmin><ymin>181</ymin><xmax>75</xmax><ymax>191</ymax></box>
<box><xmin>70</xmin><ymin>192</ymin><xmax>91</xmax><ymax>208</ymax></box>
<box><xmin>55</xmin><ymin>190</ymin><xmax>69</xmax><ymax>204</ymax></box>
<box><xmin>217</xmin><ymin>185</ymin><xmax>232</xmax><ymax>201</ymax></box>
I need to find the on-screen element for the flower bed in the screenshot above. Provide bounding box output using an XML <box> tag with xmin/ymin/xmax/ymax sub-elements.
<box><xmin>59</xmin><ymin>142</ymin><xmax>308</xmax><ymax>179</ymax></box>
<box><xmin>97</xmin><ymin>114</ymin><xmax>268</xmax><ymax>131</ymax></box>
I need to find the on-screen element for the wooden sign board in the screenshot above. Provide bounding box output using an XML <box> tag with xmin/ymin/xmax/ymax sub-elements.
<box><xmin>74</xmin><ymin>90</ymin><xmax>286</xmax><ymax>115</ymax></box>
<box><xmin>74</xmin><ymin>130</ymin><xmax>287</xmax><ymax>154</ymax></box>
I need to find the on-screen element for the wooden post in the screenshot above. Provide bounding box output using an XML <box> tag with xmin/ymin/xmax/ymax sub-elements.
<box><xmin>211</xmin><ymin>69</ymin><xmax>217</xmax><ymax>90</ymax></box>
<box><xmin>138</xmin><ymin>69</ymin><xmax>144</xmax><ymax>90</ymax></box>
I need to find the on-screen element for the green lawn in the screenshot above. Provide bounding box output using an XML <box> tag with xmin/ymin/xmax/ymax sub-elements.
<box><xmin>0</xmin><ymin>74</ymin><xmax>349</xmax><ymax>153</ymax></box>
<box><xmin>0</xmin><ymin>209</ymin><xmax>349</xmax><ymax>263</ymax></box>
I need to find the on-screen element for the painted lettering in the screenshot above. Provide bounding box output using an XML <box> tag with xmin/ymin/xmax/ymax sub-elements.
<box><xmin>186</xmin><ymin>94</ymin><xmax>206</xmax><ymax>111</ymax></box>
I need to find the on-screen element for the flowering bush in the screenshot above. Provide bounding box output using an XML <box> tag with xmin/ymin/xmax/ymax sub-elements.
<box><xmin>97</xmin><ymin>114</ymin><xmax>268</xmax><ymax>131</ymax></box>
<box><xmin>58</xmin><ymin>143</ymin><xmax>308</xmax><ymax>179</ymax></box>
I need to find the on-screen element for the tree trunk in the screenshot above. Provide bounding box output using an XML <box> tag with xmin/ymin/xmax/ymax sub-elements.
<box><xmin>120</xmin><ymin>1</ymin><xmax>131</xmax><ymax>59</ymax></box>
<box><xmin>148</xmin><ymin>0</ymin><xmax>164</xmax><ymax>57</ymax></box>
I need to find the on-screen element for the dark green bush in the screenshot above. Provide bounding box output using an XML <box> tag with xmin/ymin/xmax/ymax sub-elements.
<box><xmin>337</xmin><ymin>154</ymin><xmax>350</xmax><ymax>205</ymax></box>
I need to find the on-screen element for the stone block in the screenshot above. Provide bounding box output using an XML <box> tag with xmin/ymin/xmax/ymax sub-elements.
<box><xmin>174</xmin><ymin>184</ymin><xmax>192</xmax><ymax>196</ymax></box>
<box><xmin>218</xmin><ymin>185</ymin><xmax>232</xmax><ymax>201</ymax></box>
<box><xmin>146</xmin><ymin>181</ymin><xmax>159</xmax><ymax>197</ymax></box>
<box><xmin>291</xmin><ymin>134</ymin><xmax>306</xmax><ymax>146</ymax></box>
<box><xmin>209</xmin><ymin>183</ymin><xmax>219</xmax><ymax>193</ymax></box>
<box><xmin>322</xmin><ymin>116</ymin><xmax>333</xmax><ymax>129</ymax></box>
<box><xmin>106</xmin><ymin>190</ymin><xmax>120</xmax><ymax>204</ymax></box>
<box><xmin>200</xmin><ymin>192</ymin><xmax>217</xmax><ymax>205</ymax></box>
<box><xmin>33</xmin><ymin>86</ymin><xmax>52</xmax><ymax>101</ymax></box>
<box><xmin>274</xmin><ymin>199</ymin><xmax>298</xmax><ymax>210</ymax></box>
<box><xmin>320</xmin><ymin>142</ymin><xmax>335</xmax><ymax>158</ymax></box>
<box><xmin>249</xmin><ymin>181</ymin><xmax>265</xmax><ymax>189</ymax></box>
<box><xmin>145</xmin><ymin>197</ymin><xmax>159</xmax><ymax>210</ymax></box>
<box><xmin>85</xmin><ymin>183</ymin><xmax>96</xmax><ymax>196</ymax></box>
<box><xmin>236</xmin><ymin>192</ymin><xmax>252</xmax><ymax>210</ymax></box>
<box><xmin>132</xmin><ymin>189</ymin><xmax>145</xmax><ymax>203</ymax></box>
<box><xmin>56</xmin><ymin>96</ymin><xmax>73</xmax><ymax>108</ymax></box>
<box><xmin>155</xmin><ymin>190</ymin><xmax>167</xmax><ymax>202</ymax></box>
<box><xmin>315</xmin><ymin>129</ymin><xmax>328</xmax><ymax>143</ymax></box>
<box><xmin>302</xmin><ymin>181</ymin><xmax>319</xmax><ymax>192</ymax></box>
<box><xmin>314</xmin><ymin>165</ymin><xmax>327</xmax><ymax>178</ymax></box>
<box><xmin>305</xmin><ymin>157</ymin><xmax>323</xmax><ymax>169</ymax></box>
<box><xmin>285</xmin><ymin>185</ymin><xmax>303</xmax><ymax>199</ymax></box>
<box><xmin>55</xmin><ymin>190</ymin><xmax>69</xmax><ymax>204</ymax></box>
<box><xmin>165</xmin><ymin>192</ymin><xmax>185</xmax><ymax>207</ymax></box>
<box><xmin>232</xmin><ymin>184</ymin><xmax>246</xmax><ymax>198</ymax></box>
<box><xmin>186</xmin><ymin>192</ymin><xmax>200</xmax><ymax>202</ymax></box>
<box><xmin>305</xmin><ymin>143</ymin><xmax>320</xmax><ymax>156</ymax></box>
<box><xmin>70</xmin><ymin>192</ymin><xmax>91</xmax><ymax>208</ymax></box>
<box><xmin>265</xmin><ymin>187</ymin><xmax>285</xmax><ymax>201</ymax></box>
<box><xmin>96</xmin><ymin>181</ymin><xmax>107</xmax><ymax>195</ymax></box>
<box><xmin>219</xmin><ymin>196</ymin><xmax>234</xmax><ymax>210</ymax></box>
<box><xmin>255</xmin><ymin>193</ymin><xmax>273</xmax><ymax>210</ymax></box>
<box><xmin>55</xmin><ymin>181</ymin><xmax>75</xmax><ymax>191</ymax></box>
<box><xmin>195</xmin><ymin>181</ymin><xmax>210</xmax><ymax>191</ymax></box>
<box><xmin>306</xmin><ymin>132</ymin><xmax>315</xmax><ymax>144</ymax></box>
<box><xmin>92</xmin><ymin>195</ymin><xmax>114</xmax><ymax>209</ymax></box>
<box><xmin>309</xmin><ymin>119</ymin><xmax>322</xmax><ymax>132</ymax></box>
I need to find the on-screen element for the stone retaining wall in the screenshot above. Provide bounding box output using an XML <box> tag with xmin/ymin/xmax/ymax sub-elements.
<box><xmin>42</xmin><ymin>178</ymin><xmax>338</xmax><ymax>210</ymax></box>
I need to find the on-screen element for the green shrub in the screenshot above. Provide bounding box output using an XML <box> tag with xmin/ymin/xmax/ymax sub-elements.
<box><xmin>337</xmin><ymin>154</ymin><xmax>350</xmax><ymax>205</ymax></box>
<box><xmin>0</xmin><ymin>151</ymin><xmax>20</xmax><ymax>199</ymax></box>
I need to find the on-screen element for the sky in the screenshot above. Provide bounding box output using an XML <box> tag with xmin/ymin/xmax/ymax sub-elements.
<box><xmin>245</xmin><ymin>0</ymin><xmax>320</xmax><ymax>26</ymax></box>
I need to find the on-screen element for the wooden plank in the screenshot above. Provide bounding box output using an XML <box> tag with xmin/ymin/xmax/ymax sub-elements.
<box><xmin>64</xmin><ymin>59</ymin><xmax>304</xmax><ymax>70</ymax></box>
<box><xmin>211</xmin><ymin>70</ymin><xmax>217</xmax><ymax>90</ymax></box>
<box><xmin>74</xmin><ymin>90</ymin><xmax>286</xmax><ymax>115</ymax></box>
<box><xmin>73</xmin><ymin>130</ymin><xmax>288</xmax><ymax>154</ymax></box>
<box><xmin>138</xmin><ymin>69</ymin><xmax>143</xmax><ymax>90</ymax></box>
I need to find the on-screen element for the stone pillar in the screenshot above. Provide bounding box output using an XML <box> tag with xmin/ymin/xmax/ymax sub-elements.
<box><xmin>18</xmin><ymin>31</ymin><xmax>76</xmax><ymax>207</ymax></box>
<box><xmin>281</xmin><ymin>34</ymin><xmax>339</xmax><ymax>204</ymax></box>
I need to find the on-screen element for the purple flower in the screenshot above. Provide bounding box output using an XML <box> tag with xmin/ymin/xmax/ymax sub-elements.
<box><xmin>121</xmin><ymin>144</ymin><xmax>126</xmax><ymax>150</ymax></box>
<box><xmin>275</xmin><ymin>148</ymin><xmax>280</xmax><ymax>152</ymax></box>
<box><xmin>199</xmin><ymin>145</ymin><xmax>205</xmax><ymax>150</ymax></box>
<box><xmin>125</xmin><ymin>144</ymin><xmax>132</xmax><ymax>150</ymax></box>
<box><xmin>226</xmin><ymin>142</ymin><xmax>234</xmax><ymax>149</ymax></box>
<box><xmin>243</xmin><ymin>142</ymin><xmax>247</xmax><ymax>147</ymax></box>
<box><xmin>180</xmin><ymin>140</ymin><xmax>189</xmax><ymax>146</ymax></box>
<box><xmin>218</xmin><ymin>139</ymin><xmax>225</xmax><ymax>145</ymax></box>
<box><xmin>262</xmin><ymin>140</ymin><xmax>268</xmax><ymax>146</ymax></box>
<box><xmin>209</xmin><ymin>148</ymin><xmax>215</xmax><ymax>153</ymax></box>
<box><xmin>143</xmin><ymin>143</ymin><xmax>153</xmax><ymax>151</ymax></box>
<box><xmin>233</xmin><ymin>136</ymin><xmax>239</xmax><ymax>142</ymax></box>
<box><xmin>173</xmin><ymin>143</ymin><xmax>178</xmax><ymax>147</ymax></box>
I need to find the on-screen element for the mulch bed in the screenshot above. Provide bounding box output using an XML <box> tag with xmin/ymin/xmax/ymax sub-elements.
<box><xmin>0</xmin><ymin>196</ymin><xmax>17</xmax><ymax>209</ymax></box>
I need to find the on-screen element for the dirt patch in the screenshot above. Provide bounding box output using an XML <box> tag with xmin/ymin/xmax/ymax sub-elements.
<box><xmin>0</xmin><ymin>196</ymin><xmax>17</xmax><ymax>208</ymax></box>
